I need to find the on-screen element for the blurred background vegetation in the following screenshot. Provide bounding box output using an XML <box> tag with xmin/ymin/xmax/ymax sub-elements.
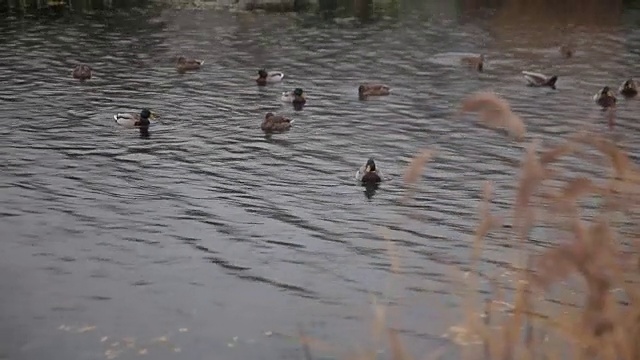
<box><xmin>1</xmin><ymin>0</ymin><xmax>639</xmax><ymax>20</ymax></box>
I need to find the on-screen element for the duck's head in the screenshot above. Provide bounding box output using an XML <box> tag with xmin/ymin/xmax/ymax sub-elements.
<box><xmin>293</xmin><ymin>88</ymin><xmax>304</xmax><ymax>97</ymax></box>
<box><xmin>176</xmin><ymin>56</ymin><xmax>186</xmax><ymax>64</ymax></box>
<box><xmin>265</xmin><ymin>112</ymin><xmax>274</xmax><ymax>119</ymax></box>
<box><xmin>140</xmin><ymin>109</ymin><xmax>153</xmax><ymax>119</ymax></box>
<box><xmin>623</xmin><ymin>79</ymin><xmax>637</xmax><ymax>90</ymax></box>
<box><xmin>258</xmin><ymin>69</ymin><xmax>268</xmax><ymax>78</ymax></box>
<box><xmin>602</xmin><ymin>86</ymin><xmax>614</xmax><ymax>97</ymax></box>
<box><xmin>358</xmin><ymin>85</ymin><xmax>366</xmax><ymax>95</ymax></box>
<box><xmin>365</xmin><ymin>158</ymin><xmax>376</xmax><ymax>172</ymax></box>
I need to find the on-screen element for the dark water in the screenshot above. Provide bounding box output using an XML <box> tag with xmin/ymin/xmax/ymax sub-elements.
<box><xmin>1</xmin><ymin>3</ymin><xmax>640</xmax><ymax>360</ymax></box>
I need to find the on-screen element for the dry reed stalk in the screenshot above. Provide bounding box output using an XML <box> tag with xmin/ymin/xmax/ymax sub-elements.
<box><xmin>402</xmin><ymin>149</ymin><xmax>435</xmax><ymax>203</ymax></box>
<box><xmin>452</xmin><ymin>124</ymin><xmax>639</xmax><ymax>360</ymax></box>
<box><xmin>513</xmin><ymin>140</ymin><xmax>548</xmax><ymax>241</ymax></box>
<box><xmin>388</xmin><ymin>328</ymin><xmax>414</xmax><ymax>360</ymax></box>
<box><xmin>459</xmin><ymin>92</ymin><xmax>527</xmax><ymax>141</ymax></box>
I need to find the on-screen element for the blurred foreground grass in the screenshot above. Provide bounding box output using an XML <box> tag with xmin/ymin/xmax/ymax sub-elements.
<box><xmin>299</xmin><ymin>92</ymin><xmax>640</xmax><ymax>360</ymax></box>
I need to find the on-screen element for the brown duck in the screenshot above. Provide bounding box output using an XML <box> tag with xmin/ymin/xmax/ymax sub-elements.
<box><xmin>72</xmin><ymin>64</ymin><xmax>92</xmax><ymax>81</ymax></box>
<box><xmin>176</xmin><ymin>56</ymin><xmax>204</xmax><ymax>72</ymax></box>
<box><xmin>618</xmin><ymin>78</ymin><xmax>638</xmax><ymax>97</ymax></box>
<box><xmin>593</xmin><ymin>86</ymin><xmax>617</xmax><ymax>109</ymax></box>
<box><xmin>356</xmin><ymin>158</ymin><xmax>382</xmax><ymax>185</ymax></box>
<box><xmin>560</xmin><ymin>44</ymin><xmax>575</xmax><ymax>58</ymax></box>
<box><xmin>358</xmin><ymin>84</ymin><xmax>390</xmax><ymax>100</ymax></box>
<box><xmin>460</xmin><ymin>54</ymin><xmax>484</xmax><ymax>72</ymax></box>
<box><xmin>261</xmin><ymin>112</ymin><xmax>293</xmax><ymax>133</ymax></box>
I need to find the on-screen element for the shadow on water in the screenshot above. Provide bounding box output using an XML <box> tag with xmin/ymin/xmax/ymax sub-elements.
<box><xmin>1</xmin><ymin>0</ymin><xmax>640</xmax><ymax>359</ymax></box>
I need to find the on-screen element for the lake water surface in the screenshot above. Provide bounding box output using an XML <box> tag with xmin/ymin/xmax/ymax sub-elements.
<box><xmin>1</xmin><ymin>3</ymin><xmax>640</xmax><ymax>360</ymax></box>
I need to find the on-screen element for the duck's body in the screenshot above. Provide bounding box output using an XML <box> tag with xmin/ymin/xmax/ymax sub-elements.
<box><xmin>358</xmin><ymin>84</ymin><xmax>390</xmax><ymax>100</ymax></box>
<box><xmin>114</xmin><ymin>112</ymin><xmax>157</xmax><ymax>129</ymax></box>
<box><xmin>72</xmin><ymin>64</ymin><xmax>92</xmax><ymax>81</ymax></box>
<box><xmin>176</xmin><ymin>56</ymin><xmax>204</xmax><ymax>72</ymax></box>
<box><xmin>560</xmin><ymin>44</ymin><xmax>575</xmax><ymax>58</ymax></box>
<box><xmin>281</xmin><ymin>88</ymin><xmax>306</xmax><ymax>105</ymax></box>
<box><xmin>256</xmin><ymin>69</ymin><xmax>284</xmax><ymax>86</ymax></box>
<box><xmin>593</xmin><ymin>86</ymin><xmax>617</xmax><ymax>109</ymax></box>
<box><xmin>356</xmin><ymin>159</ymin><xmax>382</xmax><ymax>185</ymax></box>
<box><xmin>261</xmin><ymin>112</ymin><xmax>293</xmax><ymax>133</ymax></box>
<box><xmin>619</xmin><ymin>78</ymin><xmax>638</xmax><ymax>97</ymax></box>
<box><xmin>522</xmin><ymin>71</ymin><xmax>558</xmax><ymax>89</ymax></box>
<box><xmin>460</xmin><ymin>54</ymin><xmax>484</xmax><ymax>72</ymax></box>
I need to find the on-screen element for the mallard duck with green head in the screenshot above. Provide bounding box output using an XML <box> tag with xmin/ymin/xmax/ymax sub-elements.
<box><xmin>281</xmin><ymin>88</ymin><xmax>306</xmax><ymax>105</ymax></box>
<box><xmin>114</xmin><ymin>109</ymin><xmax>158</xmax><ymax>129</ymax></box>
<box><xmin>261</xmin><ymin>112</ymin><xmax>293</xmax><ymax>133</ymax></box>
<box><xmin>72</xmin><ymin>64</ymin><xmax>92</xmax><ymax>81</ymax></box>
<box><xmin>593</xmin><ymin>86</ymin><xmax>617</xmax><ymax>109</ymax></box>
<box><xmin>619</xmin><ymin>78</ymin><xmax>638</xmax><ymax>97</ymax></box>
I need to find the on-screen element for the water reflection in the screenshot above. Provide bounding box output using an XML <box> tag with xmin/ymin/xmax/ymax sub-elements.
<box><xmin>0</xmin><ymin>2</ymin><xmax>640</xmax><ymax>360</ymax></box>
<box><xmin>363</xmin><ymin>183</ymin><xmax>379</xmax><ymax>199</ymax></box>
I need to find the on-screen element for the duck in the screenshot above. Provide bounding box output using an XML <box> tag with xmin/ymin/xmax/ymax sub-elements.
<box><xmin>256</xmin><ymin>69</ymin><xmax>284</xmax><ymax>86</ymax></box>
<box><xmin>358</xmin><ymin>84</ymin><xmax>391</xmax><ymax>100</ymax></box>
<box><xmin>559</xmin><ymin>44</ymin><xmax>575</xmax><ymax>58</ymax></box>
<box><xmin>355</xmin><ymin>159</ymin><xmax>382</xmax><ymax>185</ymax></box>
<box><xmin>281</xmin><ymin>88</ymin><xmax>306</xmax><ymax>105</ymax></box>
<box><xmin>593</xmin><ymin>86</ymin><xmax>617</xmax><ymax>109</ymax></box>
<box><xmin>261</xmin><ymin>112</ymin><xmax>293</xmax><ymax>133</ymax></box>
<box><xmin>522</xmin><ymin>71</ymin><xmax>558</xmax><ymax>89</ymax></box>
<box><xmin>72</xmin><ymin>64</ymin><xmax>92</xmax><ymax>81</ymax></box>
<box><xmin>176</xmin><ymin>56</ymin><xmax>204</xmax><ymax>72</ymax></box>
<box><xmin>114</xmin><ymin>110</ymin><xmax>158</xmax><ymax>129</ymax></box>
<box><xmin>460</xmin><ymin>54</ymin><xmax>484</xmax><ymax>72</ymax></box>
<box><xmin>618</xmin><ymin>78</ymin><xmax>638</xmax><ymax>97</ymax></box>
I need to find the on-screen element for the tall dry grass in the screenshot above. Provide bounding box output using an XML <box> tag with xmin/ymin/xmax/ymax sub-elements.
<box><xmin>298</xmin><ymin>92</ymin><xmax>640</xmax><ymax>360</ymax></box>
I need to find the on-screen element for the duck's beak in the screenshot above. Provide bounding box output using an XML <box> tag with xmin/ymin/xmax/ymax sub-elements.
<box><xmin>365</xmin><ymin>165</ymin><xmax>371</xmax><ymax>172</ymax></box>
<box><xmin>150</xmin><ymin>112</ymin><xmax>158</xmax><ymax>120</ymax></box>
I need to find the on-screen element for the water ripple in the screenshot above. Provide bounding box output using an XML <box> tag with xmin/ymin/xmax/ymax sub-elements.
<box><xmin>1</xmin><ymin>6</ymin><xmax>640</xmax><ymax>360</ymax></box>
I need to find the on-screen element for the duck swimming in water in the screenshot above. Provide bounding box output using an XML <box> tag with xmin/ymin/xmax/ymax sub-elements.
<box><xmin>72</xmin><ymin>64</ymin><xmax>92</xmax><ymax>81</ymax></box>
<box><xmin>358</xmin><ymin>84</ymin><xmax>390</xmax><ymax>100</ymax></box>
<box><xmin>281</xmin><ymin>88</ymin><xmax>306</xmax><ymax>105</ymax></box>
<box><xmin>114</xmin><ymin>110</ymin><xmax>158</xmax><ymax>129</ymax></box>
<box><xmin>522</xmin><ymin>71</ymin><xmax>558</xmax><ymax>89</ymax></box>
<box><xmin>261</xmin><ymin>112</ymin><xmax>293</xmax><ymax>133</ymax></box>
<box><xmin>460</xmin><ymin>54</ymin><xmax>484</xmax><ymax>72</ymax></box>
<box><xmin>176</xmin><ymin>56</ymin><xmax>204</xmax><ymax>72</ymax></box>
<box><xmin>256</xmin><ymin>69</ymin><xmax>284</xmax><ymax>86</ymax></box>
<box><xmin>559</xmin><ymin>44</ymin><xmax>575</xmax><ymax>58</ymax></box>
<box><xmin>593</xmin><ymin>86</ymin><xmax>617</xmax><ymax>109</ymax></box>
<box><xmin>355</xmin><ymin>159</ymin><xmax>382</xmax><ymax>185</ymax></box>
<box><xmin>618</xmin><ymin>78</ymin><xmax>638</xmax><ymax>97</ymax></box>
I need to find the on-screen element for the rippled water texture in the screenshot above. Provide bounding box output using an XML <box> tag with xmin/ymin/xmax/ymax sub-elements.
<box><xmin>1</xmin><ymin>3</ymin><xmax>640</xmax><ymax>360</ymax></box>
